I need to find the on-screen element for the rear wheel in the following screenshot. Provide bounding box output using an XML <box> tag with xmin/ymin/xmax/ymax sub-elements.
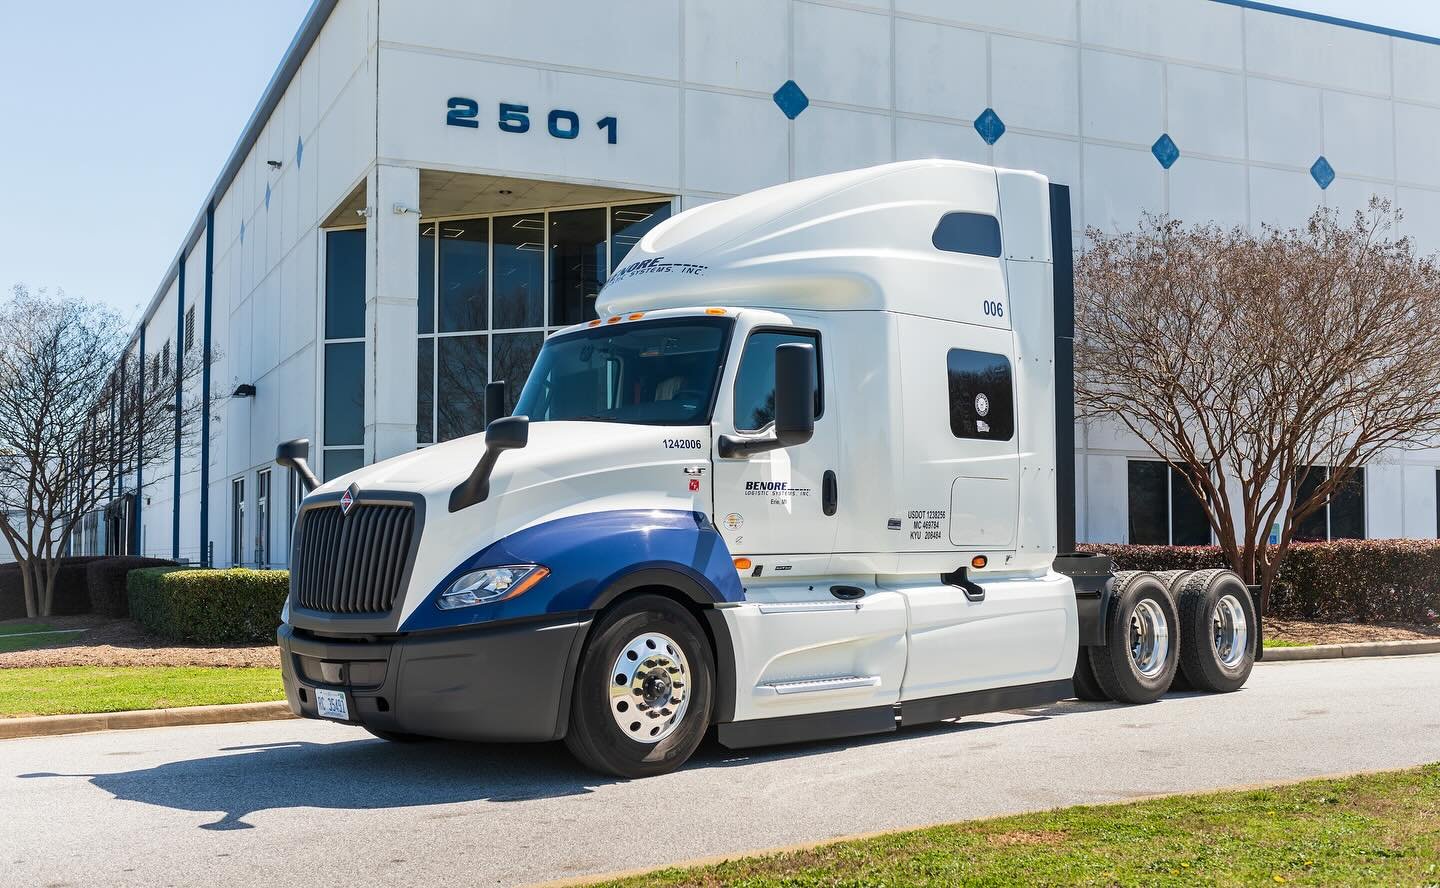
<box><xmin>1177</xmin><ymin>569</ymin><xmax>1256</xmax><ymax>693</ymax></box>
<box><xmin>1153</xmin><ymin>570</ymin><xmax>1194</xmax><ymax>691</ymax></box>
<box><xmin>564</xmin><ymin>594</ymin><xmax>714</xmax><ymax>778</ymax></box>
<box><xmin>1087</xmin><ymin>571</ymin><xmax>1179</xmax><ymax>704</ymax></box>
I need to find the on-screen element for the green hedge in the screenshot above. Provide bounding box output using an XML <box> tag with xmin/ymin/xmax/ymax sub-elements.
<box><xmin>86</xmin><ymin>557</ymin><xmax>179</xmax><ymax>618</ymax></box>
<box><xmin>0</xmin><ymin>556</ymin><xmax>110</xmax><ymax>618</ymax></box>
<box><xmin>128</xmin><ymin>567</ymin><xmax>289</xmax><ymax>643</ymax></box>
<box><xmin>1079</xmin><ymin>540</ymin><xmax>1440</xmax><ymax>624</ymax></box>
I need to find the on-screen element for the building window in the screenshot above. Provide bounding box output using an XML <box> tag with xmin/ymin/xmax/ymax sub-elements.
<box><xmin>610</xmin><ymin>203</ymin><xmax>672</xmax><ymax>270</ymax></box>
<box><xmin>550</xmin><ymin>208</ymin><xmax>607</xmax><ymax>327</ymax></box>
<box><xmin>185</xmin><ymin>306</ymin><xmax>196</xmax><ymax>352</ymax></box>
<box><xmin>256</xmin><ymin>468</ymin><xmax>271</xmax><ymax>569</ymax></box>
<box><xmin>1127</xmin><ymin>459</ymin><xmax>1211</xmax><ymax>546</ymax></box>
<box><xmin>733</xmin><ymin>330</ymin><xmax>822</xmax><ymax>431</ymax></box>
<box><xmin>323</xmin><ymin>228</ymin><xmax>366</xmax><ymax>481</ymax></box>
<box><xmin>946</xmin><ymin>349</ymin><xmax>1014</xmax><ymax>441</ymax></box>
<box><xmin>162</xmin><ymin>340</ymin><xmax>171</xmax><ymax>379</ymax></box>
<box><xmin>1292</xmin><ymin>466</ymin><xmax>1365</xmax><ymax>542</ymax></box>
<box><xmin>231</xmin><ymin>477</ymin><xmax>246</xmax><ymax>567</ymax></box>
<box><xmin>416</xmin><ymin>199</ymin><xmax>672</xmax><ymax>445</ymax></box>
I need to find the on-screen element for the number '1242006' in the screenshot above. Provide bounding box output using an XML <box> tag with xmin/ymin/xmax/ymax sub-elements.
<box><xmin>446</xmin><ymin>98</ymin><xmax>618</xmax><ymax>145</ymax></box>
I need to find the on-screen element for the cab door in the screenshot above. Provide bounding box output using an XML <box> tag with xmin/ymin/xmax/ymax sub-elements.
<box><xmin>711</xmin><ymin>320</ymin><xmax>838</xmax><ymax>560</ymax></box>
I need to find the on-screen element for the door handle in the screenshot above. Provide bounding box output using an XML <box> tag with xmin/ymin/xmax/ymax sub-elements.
<box><xmin>822</xmin><ymin>470</ymin><xmax>838</xmax><ymax>516</ymax></box>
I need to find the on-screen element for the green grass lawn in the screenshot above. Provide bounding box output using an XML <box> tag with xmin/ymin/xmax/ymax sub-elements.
<box><xmin>0</xmin><ymin>622</ymin><xmax>53</xmax><ymax>636</ymax></box>
<box><xmin>602</xmin><ymin>765</ymin><xmax>1440</xmax><ymax>887</ymax></box>
<box><xmin>0</xmin><ymin>667</ymin><xmax>284</xmax><ymax>717</ymax></box>
<box><xmin>1263</xmin><ymin>638</ymin><xmax>1313</xmax><ymax>649</ymax></box>
<box><xmin>0</xmin><ymin>623</ymin><xmax>89</xmax><ymax>654</ymax></box>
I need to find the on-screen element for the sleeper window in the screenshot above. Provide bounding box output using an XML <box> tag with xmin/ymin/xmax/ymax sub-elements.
<box><xmin>946</xmin><ymin>349</ymin><xmax>1014</xmax><ymax>440</ymax></box>
<box><xmin>732</xmin><ymin>330</ymin><xmax>822</xmax><ymax>432</ymax></box>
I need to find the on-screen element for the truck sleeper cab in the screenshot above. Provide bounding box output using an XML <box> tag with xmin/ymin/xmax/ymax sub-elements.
<box><xmin>276</xmin><ymin>160</ymin><xmax>1257</xmax><ymax>777</ymax></box>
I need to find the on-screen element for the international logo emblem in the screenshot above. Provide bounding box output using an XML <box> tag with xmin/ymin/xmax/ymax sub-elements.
<box><xmin>339</xmin><ymin>485</ymin><xmax>358</xmax><ymax>516</ymax></box>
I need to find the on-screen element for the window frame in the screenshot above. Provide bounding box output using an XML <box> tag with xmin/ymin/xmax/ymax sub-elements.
<box><xmin>416</xmin><ymin>198</ymin><xmax>676</xmax><ymax>445</ymax></box>
<box><xmin>1291</xmin><ymin>465</ymin><xmax>1366</xmax><ymax>542</ymax></box>
<box><xmin>730</xmin><ymin>325</ymin><xmax>825</xmax><ymax>433</ymax></box>
<box><xmin>1125</xmin><ymin>457</ymin><xmax>1214</xmax><ymax>546</ymax></box>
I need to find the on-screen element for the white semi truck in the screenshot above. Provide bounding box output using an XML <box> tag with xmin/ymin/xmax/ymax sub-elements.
<box><xmin>274</xmin><ymin>160</ymin><xmax>1258</xmax><ymax>778</ymax></box>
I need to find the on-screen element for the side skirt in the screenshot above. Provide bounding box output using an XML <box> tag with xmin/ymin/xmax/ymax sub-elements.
<box><xmin>715</xmin><ymin>678</ymin><xmax>1073</xmax><ymax>750</ymax></box>
<box><xmin>899</xmin><ymin>678</ymin><xmax>1073</xmax><ymax>727</ymax></box>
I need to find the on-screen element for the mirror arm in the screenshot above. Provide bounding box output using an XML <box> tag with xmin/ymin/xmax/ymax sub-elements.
<box><xmin>717</xmin><ymin>434</ymin><xmax>780</xmax><ymax>459</ymax></box>
<box><xmin>275</xmin><ymin>438</ymin><xmax>320</xmax><ymax>492</ymax></box>
<box><xmin>448</xmin><ymin>448</ymin><xmax>502</xmax><ymax>512</ymax></box>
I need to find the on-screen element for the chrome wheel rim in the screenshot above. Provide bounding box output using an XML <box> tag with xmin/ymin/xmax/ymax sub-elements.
<box><xmin>609</xmin><ymin>632</ymin><xmax>690</xmax><ymax>744</ymax></box>
<box><xmin>1212</xmin><ymin>594</ymin><xmax>1249</xmax><ymax>669</ymax></box>
<box><xmin>1129</xmin><ymin>598</ymin><xmax>1170</xmax><ymax>678</ymax></box>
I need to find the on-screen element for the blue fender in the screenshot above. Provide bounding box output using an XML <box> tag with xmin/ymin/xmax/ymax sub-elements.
<box><xmin>400</xmin><ymin>509</ymin><xmax>743</xmax><ymax>632</ymax></box>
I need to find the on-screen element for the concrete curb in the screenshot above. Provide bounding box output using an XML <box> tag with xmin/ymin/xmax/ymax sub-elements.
<box><xmin>0</xmin><ymin>701</ymin><xmax>294</xmax><ymax>740</ymax></box>
<box><xmin>1264</xmin><ymin>638</ymin><xmax>1440</xmax><ymax>662</ymax></box>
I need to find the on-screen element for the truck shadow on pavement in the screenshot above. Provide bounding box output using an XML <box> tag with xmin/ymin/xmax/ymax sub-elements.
<box><xmin>18</xmin><ymin>737</ymin><xmax>621</xmax><ymax>830</ymax></box>
<box><xmin>14</xmin><ymin>702</ymin><xmax>1118</xmax><ymax>831</ymax></box>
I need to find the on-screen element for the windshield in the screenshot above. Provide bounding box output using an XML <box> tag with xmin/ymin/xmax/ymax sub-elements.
<box><xmin>514</xmin><ymin>316</ymin><xmax>733</xmax><ymax>425</ymax></box>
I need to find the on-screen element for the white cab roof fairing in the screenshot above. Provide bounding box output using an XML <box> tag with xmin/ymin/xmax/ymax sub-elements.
<box><xmin>598</xmin><ymin>160</ymin><xmax>1053</xmax><ymax>323</ymax></box>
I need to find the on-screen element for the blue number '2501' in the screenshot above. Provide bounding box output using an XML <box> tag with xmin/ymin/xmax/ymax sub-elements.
<box><xmin>447</xmin><ymin>98</ymin><xmax>618</xmax><ymax>145</ymax></box>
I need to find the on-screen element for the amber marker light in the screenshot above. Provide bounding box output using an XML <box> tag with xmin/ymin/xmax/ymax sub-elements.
<box><xmin>733</xmin><ymin>557</ymin><xmax>753</xmax><ymax>571</ymax></box>
<box><xmin>971</xmin><ymin>555</ymin><xmax>988</xmax><ymax>570</ymax></box>
<box><xmin>606</xmin><ymin>316</ymin><xmax>622</xmax><ymax>324</ymax></box>
<box><xmin>628</xmin><ymin>312</ymin><xmax>645</xmax><ymax>320</ymax></box>
<box><xmin>587</xmin><ymin>319</ymin><xmax>602</xmax><ymax>327</ymax></box>
<box><xmin>705</xmin><ymin>308</ymin><xmax>726</xmax><ymax>315</ymax></box>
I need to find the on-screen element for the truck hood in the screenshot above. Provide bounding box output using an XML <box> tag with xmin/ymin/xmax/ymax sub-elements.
<box><xmin>313</xmin><ymin>421</ymin><xmax>710</xmax><ymax>501</ymax></box>
<box><xmin>309</xmin><ymin>422</ymin><xmax>715</xmax><ymax>624</ymax></box>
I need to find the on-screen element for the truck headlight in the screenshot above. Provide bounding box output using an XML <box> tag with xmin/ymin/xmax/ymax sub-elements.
<box><xmin>436</xmin><ymin>565</ymin><xmax>550</xmax><ymax>610</ymax></box>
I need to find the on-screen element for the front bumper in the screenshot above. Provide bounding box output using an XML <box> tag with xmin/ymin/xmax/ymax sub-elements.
<box><xmin>277</xmin><ymin>614</ymin><xmax>591</xmax><ymax>742</ymax></box>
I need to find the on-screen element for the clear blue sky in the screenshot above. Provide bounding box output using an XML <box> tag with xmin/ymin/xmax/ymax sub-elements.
<box><xmin>0</xmin><ymin>1</ymin><xmax>1436</xmax><ymax>323</ymax></box>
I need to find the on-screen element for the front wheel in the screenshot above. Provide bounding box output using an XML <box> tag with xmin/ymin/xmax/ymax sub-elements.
<box><xmin>564</xmin><ymin>594</ymin><xmax>714</xmax><ymax>778</ymax></box>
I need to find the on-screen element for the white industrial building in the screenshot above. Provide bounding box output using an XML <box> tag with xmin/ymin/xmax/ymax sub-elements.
<box><xmin>90</xmin><ymin>0</ymin><xmax>1440</xmax><ymax>565</ymax></box>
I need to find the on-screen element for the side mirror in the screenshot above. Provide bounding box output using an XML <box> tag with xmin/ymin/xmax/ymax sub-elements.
<box><xmin>717</xmin><ymin>342</ymin><xmax>816</xmax><ymax>458</ymax></box>
<box><xmin>484</xmin><ymin>414</ymin><xmax>529</xmax><ymax>451</ymax></box>
<box><xmin>772</xmin><ymin>342</ymin><xmax>816</xmax><ymax>447</ymax></box>
<box><xmin>275</xmin><ymin>438</ymin><xmax>319</xmax><ymax>492</ymax></box>
<box><xmin>485</xmin><ymin>380</ymin><xmax>508</xmax><ymax>426</ymax></box>
<box><xmin>449</xmin><ymin>416</ymin><xmax>530</xmax><ymax>512</ymax></box>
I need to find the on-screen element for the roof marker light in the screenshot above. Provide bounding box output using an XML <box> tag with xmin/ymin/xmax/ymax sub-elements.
<box><xmin>606</xmin><ymin>316</ymin><xmax>622</xmax><ymax>324</ymax></box>
<box><xmin>705</xmin><ymin>308</ymin><xmax>726</xmax><ymax>315</ymax></box>
<box><xmin>628</xmin><ymin>312</ymin><xmax>645</xmax><ymax>320</ymax></box>
<box><xmin>588</xmin><ymin>319</ymin><xmax>602</xmax><ymax>327</ymax></box>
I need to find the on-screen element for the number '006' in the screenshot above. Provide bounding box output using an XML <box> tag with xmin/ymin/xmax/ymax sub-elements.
<box><xmin>446</xmin><ymin>98</ymin><xmax>618</xmax><ymax>145</ymax></box>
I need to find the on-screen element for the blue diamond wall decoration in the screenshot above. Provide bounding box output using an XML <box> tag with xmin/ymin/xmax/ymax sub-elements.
<box><xmin>239</xmin><ymin>220</ymin><xmax>245</xmax><ymax>244</ymax></box>
<box><xmin>1151</xmin><ymin>133</ymin><xmax>1180</xmax><ymax>169</ymax></box>
<box><xmin>1311</xmin><ymin>155</ymin><xmax>1335</xmax><ymax>189</ymax></box>
<box><xmin>974</xmin><ymin>108</ymin><xmax>1005</xmax><ymax>145</ymax></box>
<box><xmin>296</xmin><ymin>136</ymin><xmax>304</xmax><ymax>168</ymax></box>
<box><xmin>264</xmin><ymin>182</ymin><xmax>272</xmax><ymax>211</ymax></box>
<box><xmin>773</xmin><ymin>80</ymin><xmax>809</xmax><ymax>120</ymax></box>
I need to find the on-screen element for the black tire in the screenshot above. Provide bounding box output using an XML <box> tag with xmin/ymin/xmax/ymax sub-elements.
<box><xmin>363</xmin><ymin>727</ymin><xmax>426</xmax><ymax>743</ymax></box>
<box><xmin>1072</xmin><ymin>645</ymin><xmax>1109</xmax><ymax>701</ymax></box>
<box><xmin>564</xmin><ymin>594</ymin><xmax>714</xmax><ymax>778</ymax></box>
<box><xmin>1177</xmin><ymin>569</ymin><xmax>1256</xmax><ymax>693</ymax></box>
<box><xmin>1087</xmin><ymin>571</ymin><xmax>1179</xmax><ymax>704</ymax></box>
<box><xmin>1152</xmin><ymin>570</ymin><xmax>1194</xmax><ymax>692</ymax></box>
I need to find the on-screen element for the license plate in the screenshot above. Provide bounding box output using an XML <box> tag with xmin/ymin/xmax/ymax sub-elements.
<box><xmin>315</xmin><ymin>688</ymin><xmax>350</xmax><ymax>721</ymax></box>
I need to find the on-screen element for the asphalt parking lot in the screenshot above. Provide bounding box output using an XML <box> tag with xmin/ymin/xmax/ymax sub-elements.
<box><xmin>3</xmin><ymin>654</ymin><xmax>1439</xmax><ymax>888</ymax></box>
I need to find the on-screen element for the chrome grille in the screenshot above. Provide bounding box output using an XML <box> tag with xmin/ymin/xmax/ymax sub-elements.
<box><xmin>293</xmin><ymin>503</ymin><xmax>415</xmax><ymax>614</ymax></box>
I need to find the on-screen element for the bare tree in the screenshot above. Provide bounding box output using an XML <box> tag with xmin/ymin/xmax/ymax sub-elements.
<box><xmin>1075</xmin><ymin>200</ymin><xmax>1440</xmax><ymax>612</ymax></box>
<box><xmin>0</xmin><ymin>285</ymin><xmax>207</xmax><ymax>617</ymax></box>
